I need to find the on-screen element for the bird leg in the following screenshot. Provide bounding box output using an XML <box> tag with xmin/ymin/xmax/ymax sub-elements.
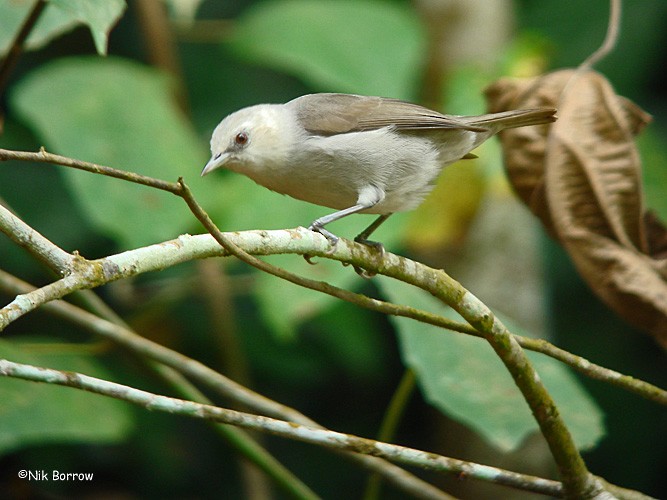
<box><xmin>351</xmin><ymin>214</ymin><xmax>391</xmax><ymax>278</ymax></box>
<box><xmin>307</xmin><ymin>203</ymin><xmax>370</xmax><ymax>256</ymax></box>
<box><xmin>305</xmin><ymin>186</ymin><xmax>386</xmax><ymax>276</ymax></box>
<box><xmin>354</xmin><ymin>213</ymin><xmax>391</xmax><ymax>257</ymax></box>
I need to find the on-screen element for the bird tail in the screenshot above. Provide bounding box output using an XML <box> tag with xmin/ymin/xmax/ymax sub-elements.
<box><xmin>459</xmin><ymin>108</ymin><xmax>557</xmax><ymax>131</ymax></box>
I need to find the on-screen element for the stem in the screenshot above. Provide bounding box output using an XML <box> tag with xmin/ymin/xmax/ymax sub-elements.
<box><xmin>0</xmin><ymin>358</ymin><xmax>565</xmax><ymax>498</ymax></box>
<box><xmin>0</xmin><ymin>269</ymin><xmax>450</xmax><ymax>500</ymax></box>
<box><xmin>580</xmin><ymin>0</ymin><xmax>622</xmax><ymax>69</ymax></box>
<box><xmin>364</xmin><ymin>369</ymin><xmax>418</xmax><ymax>500</ymax></box>
<box><xmin>0</xmin><ymin>0</ymin><xmax>47</xmax><ymax>99</ymax></box>
<box><xmin>152</xmin><ymin>364</ymin><xmax>319</xmax><ymax>500</ymax></box>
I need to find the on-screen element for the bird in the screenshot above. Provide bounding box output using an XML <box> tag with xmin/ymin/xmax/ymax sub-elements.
<box><xmin>202</xmin><ymin>93</ymin><xmax>556</xmax><ymax>252</ymax></box>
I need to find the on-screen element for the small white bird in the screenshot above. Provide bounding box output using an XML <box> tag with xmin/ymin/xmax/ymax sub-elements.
<box><xmin>202</xmin><ymin>93</ymin><xmax>555</xmax><ymax>249</ymax></box>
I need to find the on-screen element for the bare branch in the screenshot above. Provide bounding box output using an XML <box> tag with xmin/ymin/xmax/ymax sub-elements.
<box><xmin>2</xmin><ymin>146</ymin><xmax>662</xmax><ymax>498</ymax></box>
<box><xmin>0</xmin><ymin>269</ymin><xmax>451</xmax><ymax>500</ymax></box>
<box><xmin>1</xmin><ymin>202</ymin><xmax>664</xmax><ymax>407</ymax></box>
<box><xmin>0</xmin><ymin>148</ymin><xmax>181</xmax><ymax>193</ymax></box>
<box><xmin>0</xmin><ymin>203</ymin><xmax>73</xmax><ymax>272</ymax></box>
<box><xmin>1</xmin><ymin>228</ymin><xmax>664</xmax><ymax>406</ymax></box>
<box><xmin>0</xmin><ymin>358</ymin><xmax>564</xmax><ymax>498</ymax></box>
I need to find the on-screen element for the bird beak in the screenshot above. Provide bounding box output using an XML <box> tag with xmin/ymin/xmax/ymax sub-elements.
<box><xmin>201</xmin><ymin>152</ymin><xmax>229</xmax><ymax>177</ymax></box>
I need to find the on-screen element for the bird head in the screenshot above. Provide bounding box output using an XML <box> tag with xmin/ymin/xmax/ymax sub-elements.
<box><xmin>201</xmin><ymin>104</ymin><xmax>294</xmax><ymax>177</ymax></box>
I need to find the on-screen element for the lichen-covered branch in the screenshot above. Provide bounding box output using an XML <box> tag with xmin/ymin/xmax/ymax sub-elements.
<box><xmin>2</xmin><ymin>146</ymin><xmax>663</xmax><ymax>499</ymax></box>
<box><xmin>0</xmin><ymin>358</ymin><xmax>564</xmax><ymax>497</ymax></box>
<box><xmin>0</xmin><ymin>270</ymin><xmax>450</xmax><ymax>500</ymax></box>
<box><xmin>0</xmin><ymin>203</ymin><xmax>73</xmax><ymax>272</ymax></box>
<box><xmin>0</xmin><ymin>228</ymin><xmax>664</xmax><ymax>405</ymax></box>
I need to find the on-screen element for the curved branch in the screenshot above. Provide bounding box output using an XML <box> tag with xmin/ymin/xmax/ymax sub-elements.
<box><xmin>0</xmin><ymin>358</ymin><xmax>564</xmax><ymax>498</ymax></box>
<box><xmin>0</xmin><ymin>270</ymin><xmax>450</xmax><ymax>500</ymax></box>
<box><xmin>0</xmin><ymin>203</ymin><xmax>73</xmax><ymax>272</ymax></box>
<box><xmin>0</xmin><ymin>228</ymin><xmax>664</xmax><ymax>405</ymax></box>
<box><xmin>2</xmin><ymin>146</ymin><xmax>662</xmax><ymax>498</ymax></box>
<box><xmin>176</xmin><ymin>183</ymin><xmax>603</xmax><ymax>496</ymax></box>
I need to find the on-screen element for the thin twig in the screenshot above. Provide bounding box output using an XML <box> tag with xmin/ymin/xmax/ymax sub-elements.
<box><xmin>580</xmin><ymin>0</ymin><xmax>622</xmax><ymax>69</ymax></box>
<box><xmin>0</xmin><ymin>202</ymin><xmax>664</xmax><ymax>406</ymax></box>
<box><xmin>0</xmin><ymin>358</ymin><xmax>565</xmax><ymax>498</ymax></box>
<box><xmin>0</xmin><ymin>269</ymin><xmax>451</xmax><ymax>500</ymax></box>
<box><xmin>0</xmin><ymin>0</ymin><xmax>48</xmax><ymax>99</ymax></box>
<box><xmin>2</xmin><ymin>146</ymin><xmax>662</xmax><ymax>497</ymax></box>
<box><xmin>0</xmin><ymin>148</ymin><xmax>181</xmax><ymax>193</ymax></box>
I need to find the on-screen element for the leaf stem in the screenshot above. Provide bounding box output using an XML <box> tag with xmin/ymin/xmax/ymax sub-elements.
<box><xmin>580</xmin><ymin>0</ymin><xmax>621</xmax><ymax>69</ymax></box>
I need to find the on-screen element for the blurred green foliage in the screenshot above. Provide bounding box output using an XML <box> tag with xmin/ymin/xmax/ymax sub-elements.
<box><xmin>11</xmin><ymin>57</ymin><xmax>209</xmax><ymax>247</ymax></box>
<box><xmin>378</xmin><ymin>276</ymin><xmax>604</xmax><ymax>452</ymax></box>
<box><xmin>0</xmin><ymin>0</ymin><xmax>125</xmax><ymax>56</ymax></box>
<box><xmin>0</xmin><ymin>0</ymin><xmax>665</xmax><ymax>498</ymax></box>
<box><xmin>229</xmin><ymin>0</ymin><xmax>425</xmax><ymax>98</ymax></box>
<box><xmin>0</xmin><ymin>338</ymin><xmax>133</xmax><ymax>455</ymax></box>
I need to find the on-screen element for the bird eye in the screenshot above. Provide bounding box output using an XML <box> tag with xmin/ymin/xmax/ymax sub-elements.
<box><xmin>234</xmin><ymin>132</ymin><xmax>249</xmax><ymax>146</ymax></box>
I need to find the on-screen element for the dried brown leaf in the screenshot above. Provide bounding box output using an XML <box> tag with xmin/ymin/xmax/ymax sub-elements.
<box><xmin>485</xmin><ymin>69</ymin><xmax>667</xmax><ymax>348</ymax></box>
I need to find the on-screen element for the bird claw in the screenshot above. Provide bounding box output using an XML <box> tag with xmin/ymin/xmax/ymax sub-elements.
<box><xmin>303</xmin><ymin>224</ymin><xmax>340</xmax><ymax>265</ymax></box>
<box><xmin>308</xmin><ymin>223</ymin><xmax>340</xmax><ymax>253</ymax></box>
<box><xmin>352</xmin><ymin>238</ymin><xmax>385</xmax><ymax>278</ymax></box>
<box><xmin>305</xmin><ymin>222</ymin><xmax>384</xmax><ymax>278</ymax></box>
<box><xmin>354</xmin><ymin>237</ymin><xmax>385</xmax><ymax>260</ymax></box>
<box><xmin>353</xmin><ymin>265</ymin><xmax>376</xmax><ymax>279</ymax></box>
<box><xmin>303</xmin><ymin>254</ymin><xmax>318</xmax><ymax>265</ymax></box>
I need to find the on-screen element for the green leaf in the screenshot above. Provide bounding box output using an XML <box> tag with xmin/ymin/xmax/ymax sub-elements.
<box><xmin>11</xmin><ymin>57</ymin><xmax>212</xmax><ymax>248</ymax></box>
<box><xmin>0</xmin><ymin>0</ymin><xmax>126</xmax><ymax>56</ymax></box>
<box><xmin>229</xmin><ymin>0</ymin><xmax>426</xmax><ymax>98</ymax></box>
<box><xmin>0</xmin><ymin>339</ymin><xmax>134</xmax><ymax>456</ymax></box>
<box><xmin>376</xmin><ymin>276</ymin><xmax>605</xmax><ymax>452</ymax></box>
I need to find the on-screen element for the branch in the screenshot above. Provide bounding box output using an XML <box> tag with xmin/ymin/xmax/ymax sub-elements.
<box><xmin>0</xmin><ymin>270</ymin><xmax>450</xmax><ymax>500</ymax></box>
<box><xmin>0</xmin><ymin>358</ymin><xmax>565</xmax><ymax>498</ymax></box>
<box><xmin>0</xmin><ymin>148</ymin><xmax>181</xmax><ymax>193</ymax></box>
<box><xmin>0</xmin><ymin>202</ymin><xmax>73</xmax><ymax>272</ymax></box>
<box><xmin>176</xmin><ymin>187</ymin><xmax>599</xmax><ymax>496</ymax></box>
<box><xmin>3</xmin><ymin>147</ymin><xmax>663</xmax><ymax>497</ymax></box>
<box><xmin>177</xmin><ymin>176</ymin><xmax>631</xmax><ymax>496</ymax></box>
<box><xmin>368</xmin><ymin>261</ymin><xmax>602</xmax><ymax>497</ymax></box>
<box><xmin>0</xmin><ymin>226</ymin><xmax>664</xmax><ymax>405</ymax></box>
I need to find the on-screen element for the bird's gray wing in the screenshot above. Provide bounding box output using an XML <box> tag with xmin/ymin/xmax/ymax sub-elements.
<box><xmin>287</xmin><ymin>93</ymin><xmax>488</xmax><ymax>136</ymax></box>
